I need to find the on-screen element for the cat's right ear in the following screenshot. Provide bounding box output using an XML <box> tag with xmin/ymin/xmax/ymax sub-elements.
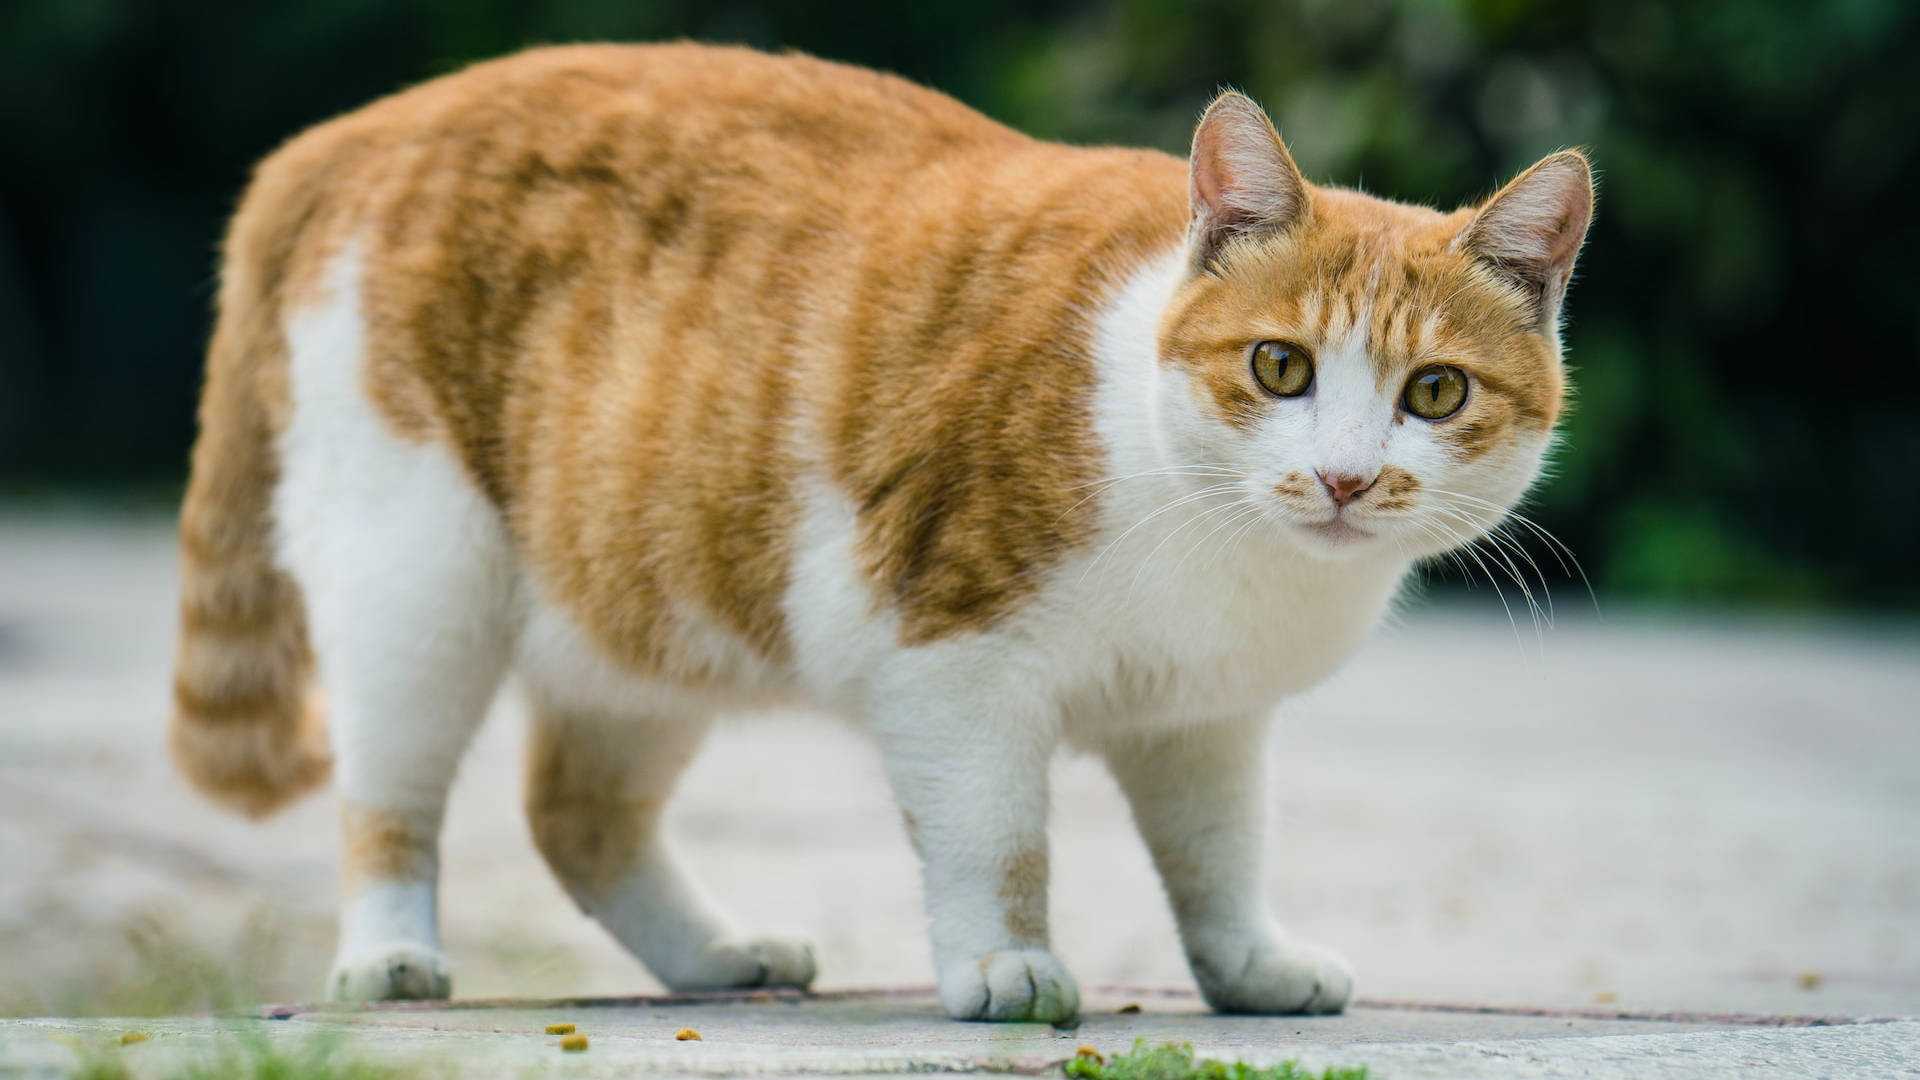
<box><xmin>1188</xmin><ymin>91</ymin><xmax>1311</xmax><ymax>273</ymax></box>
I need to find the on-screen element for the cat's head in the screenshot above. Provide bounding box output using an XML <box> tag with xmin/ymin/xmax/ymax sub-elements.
<box><xmin>1155</xmin><ymin>92</ymin><xmax>1592</xmax><ymax>561</ymax></box>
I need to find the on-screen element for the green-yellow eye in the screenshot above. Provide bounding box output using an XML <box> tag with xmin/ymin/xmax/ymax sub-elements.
<box><xmin>1404</xmin><ymin>364</ymin><xmax>1469</xmax><ymax>419</ymax></box>
<box><xmin>1251</xmin><ymin>340</ymin><xmax>1314</xmax><ymax>397</ymax></box>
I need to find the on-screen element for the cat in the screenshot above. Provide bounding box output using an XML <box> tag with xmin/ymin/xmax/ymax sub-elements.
<box><xmin>169</xmin><ymin>42</ymin><xmax>1591</xmax><ymax>1021</ymax></box>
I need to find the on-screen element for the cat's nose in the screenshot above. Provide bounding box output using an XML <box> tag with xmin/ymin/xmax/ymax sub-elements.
<box><xmin>1317</xmin><ymin>470</ymin><xmax>1378</xmax><ymax>507</ymax></box>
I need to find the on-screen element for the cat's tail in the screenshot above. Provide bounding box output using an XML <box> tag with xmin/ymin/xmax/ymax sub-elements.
<box><xmin>169</xmin><ymin>242</ymin><xmax>331</xmax><ymax>819</ymax></box>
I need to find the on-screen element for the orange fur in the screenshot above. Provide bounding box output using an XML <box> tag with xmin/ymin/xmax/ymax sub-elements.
<box><xmin>339</xmin><ymin>804</ymin><xmax>436</xmax><ymax>893</ymax></box>
<box><xmin>522</xmin><ymin>709</ymin><xmax>673</xmax><ymax>899</ymax></box>
<box><xmin>997</xmin><ymin>848</ymin><xmax>1050</xmax><ymax>943</ymax></box>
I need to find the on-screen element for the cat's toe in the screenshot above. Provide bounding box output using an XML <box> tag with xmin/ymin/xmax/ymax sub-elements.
<box><xmin>327</xmin><ymin>944</ymin><xmax>452</xmax><ymax>1002</ymax></box>
<box><xmin>664</xmin><ymin>936</ymin><xmax>818</xmax><ymax>991</ymax></box>
<box><xmin>939</xmin><ymin>949</ymin><xmax>1080</xmax><ymax>1022</ymax></box>
<box><xmin>1190</xmin><ymin>936</ymin><xmax>1352</xmax><ymax>1015</ymax></box>
<box><xmin>743</xmin><ymin>935</ymin><xmax>817</xmax><ymax>988</ymax></box>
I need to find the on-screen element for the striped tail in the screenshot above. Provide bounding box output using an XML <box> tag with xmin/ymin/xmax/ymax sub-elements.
<box><xmin>170</xmin><ymin>260</ymin><xmax>331</xmax><ymax>819</ymax></box>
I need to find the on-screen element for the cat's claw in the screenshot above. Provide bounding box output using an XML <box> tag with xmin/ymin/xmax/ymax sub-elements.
<box><xmin>327</xmin><ymin>944</ymin><xmax>452</xmax><ymax>1002</ymax></box>
<box><xmin>1190</xmin><ymin>935</ymin><xmax>1352</xmax><ymax>1015</ymax></box>
<box><xmin>939</xmin><ymin>949</ymin><xmax>1080</xmax><ymax>1022</ymax></box>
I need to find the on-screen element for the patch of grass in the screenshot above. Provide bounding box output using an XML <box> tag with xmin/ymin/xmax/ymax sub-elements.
<box><xmin>1</xmin><ymin>905</ymin><xmax>319</xmax><ymax>1019</ymax></box>
<box><xmin>68</xmin><ymin>1029</ymin><xmax>420</xmax><ymax>1080</ymax></box>
<box><xmin>1065</xmin><ymin>1039</ymin><xmax>1367</xmax><ymax>1080</ymax></box>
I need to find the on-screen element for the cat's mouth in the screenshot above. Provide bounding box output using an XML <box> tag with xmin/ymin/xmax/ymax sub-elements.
<box><xmin>1296</xmin><ymin>517</ymin><xmax>1373</xmax><ymax>544</ymax></box>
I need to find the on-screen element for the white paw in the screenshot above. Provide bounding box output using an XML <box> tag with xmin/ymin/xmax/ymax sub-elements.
<box><xmin>1189</xmin><ymin>935</ymin><xmax>1353</xmax><ymax>1015</ymax></box>
<box><xmin>327</xmin><ymin>944</ymin><xmax>452</xmax><ymax>1002</ymax></box>
<box><xmin>661</xmin><ymin>936</ymin><xmax>817</xmax><ymax>991</ymax></box>
<box><xmin>938</xmin><ymin>949</ymin><xmax>1080</xmax><ymax>1022</ymax></box>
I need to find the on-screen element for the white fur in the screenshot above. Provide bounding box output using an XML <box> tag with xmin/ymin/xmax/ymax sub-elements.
<box><xmin>274</xmin><ymin>232</ymin><xmax>1548</xmax><ymax>1017</ymax></box>
<box><xmin>330</xmin><ymin>882</ymin><xmax>449</xmax><ymax>1000</ymax></box>
<box><xmin>338</xmin><ymin>882</ymin><xmax>437</xmax><ymax>953</ymax></box>
<box><xmin>276</xmin><ymin>244</ymin><xmax>514</xmax><ymax>1000</ymax></box>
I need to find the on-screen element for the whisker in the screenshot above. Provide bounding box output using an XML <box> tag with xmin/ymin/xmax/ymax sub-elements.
<box><xmin>1126</xmin><ymin>496</ymin><xmax>1259</xmax><ymax>599</ymax></box>
<box><xmin>1406</xmin><ymin>518</ymin><xmax>1477</xmax><ymax>586</ymax></box>
<box><xmin>1064</xmin><ymin>463</ymin><xmax>1243</xmax><ymax>492</ymax></box>
<box><xmin>1055</xmin><ymin>465</ymin><xmax>1246</xmax><ymax>525</ymax></box>
<box><xmin>1079</xmin><ymin>482</ymin><xmax>1244</xmax><ymax>584</ymax></box>
<box><xmin>1436</xmin><ymin>501</ymin><xmax>1567</xmax><ymax>633</ymax></box>
<box><xmin>1427</xmin><ymin>505</ymin><xmax>1552</xmax><ymax>631</ymax></box>
<box><xmin>1417</xmin><ymin>513</ymin><xmax>1526</xmax><ymax>652</ymax></box>
<box><xmin>1220</xmin><ymin>502</ymin><xmax>1271</xmax><ymax>567</ymax></box>
<box><xmin>1424</xmin><ymin>487</ymin><xmax>1598</xmax><ymax>616</ymax></box>
<box><xmin>1175</xmin><ymin>501</ymin><xmax>1267</xmax><ymax>577</ymax></box>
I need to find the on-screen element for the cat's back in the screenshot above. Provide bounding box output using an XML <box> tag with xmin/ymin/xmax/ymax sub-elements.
<box><xmin>328</xmin><ymin>40</ymin><xmax>1022</xmax><ymax>183</ymax></box>
<box><xmin>234</xmin><ymin>42</ymin><xmax>1025</xmax><ymax>311</ymax></box>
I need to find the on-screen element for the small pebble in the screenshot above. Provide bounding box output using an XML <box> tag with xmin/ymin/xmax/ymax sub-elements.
<box><xmin>1798</xmin><ymin>971</ymin><xmax>1823</xmax><ymax>990</ymax></box>
<box><xmin>675</xmin><ymin>1027</ymin><xmax>702</xmax><ymax>1041</ymax></box>
<box><xmin>559</xmin><ymin>1033</ymin><xmax>589</xmax><ymax>1052</ymax></box>
<box><xmin>545</xmin><ymin>1023</ymin><xmax>576</xmax><ymax>1035</ymax></box>
<box><xmin>118</xmin><ymin>1032</ymin><xmax>151</xmax><ymax>1046</ymax></box>
<box><xmin>1116</xmin><ymin>1003</ymin><xmax>1142</xmax><ymax>1015</ymax></box>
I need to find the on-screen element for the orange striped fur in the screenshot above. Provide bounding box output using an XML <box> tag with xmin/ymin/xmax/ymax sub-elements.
<box><xmin>169</xmin><ymin>42</ymin><xmax>1591</xmax><ymax>1015</ymax></box>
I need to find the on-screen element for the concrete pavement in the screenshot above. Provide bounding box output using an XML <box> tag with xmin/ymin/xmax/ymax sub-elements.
<box><xmin>2</xmin><ymin>989</ymin><xmax>1915</xmax><ymax>1078</ymax></box>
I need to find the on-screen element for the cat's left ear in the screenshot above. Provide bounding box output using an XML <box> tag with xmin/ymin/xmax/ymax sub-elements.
<box><xmin>1188</xmin><ymin>91</ymin><xmax>1311</xmax><ymax>273</ymax></box>
<box><xmin>1456</xmin><ymin>150</ymin><xmax>1595</xmax><ymax>330</ymax></box>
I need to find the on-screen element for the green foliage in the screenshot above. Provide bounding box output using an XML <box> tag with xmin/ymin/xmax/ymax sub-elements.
<box><xmin>1065</xmin><ymin>1039</ymin><xmax>1367</xmax><ymax>1080</ymax></box>
<box><xmin>68</xmin><ymin>1029</ymin><xmax>414</xmax><ymax>1080</ymax></box>
<box><xmin>164</xmin><ymin>1031</ymin><xmax>410</xmax><ymax>1080</ymax></box>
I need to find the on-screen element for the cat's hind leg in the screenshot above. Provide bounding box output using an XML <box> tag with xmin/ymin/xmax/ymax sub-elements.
<box><xmin>293</xmin><ymin>446</ymin><xmax>514</xmax><ymax>1003</ymax></box>
<box><xmin>523</xmin><ymin>704</ymin><xmax>816</xmax><ymax>991</ymax></box>
<box><xmin>273</xmin><ymin>243</ymin><xmax>516</xmax><ymax>1001</ymax></box>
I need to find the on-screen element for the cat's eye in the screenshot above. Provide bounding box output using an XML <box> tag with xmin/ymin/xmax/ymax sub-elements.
<box><xmin>1251</xmin><ymin>340</ymin><xmax>1314</xmax><ymax>398</ymax></box>
<box><xmin>1403</xmin><ymin>365</ymin><xmax>1469</xmax><ymax>420</ymax></box>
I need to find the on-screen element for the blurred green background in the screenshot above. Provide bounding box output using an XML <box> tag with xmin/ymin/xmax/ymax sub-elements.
<box><xmin>2</xmin><ymin>1</ymin><xmax>1915</xmax><ymax>607</ymax></box>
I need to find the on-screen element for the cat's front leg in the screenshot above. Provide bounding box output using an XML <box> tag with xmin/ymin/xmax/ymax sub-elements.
<box><xmin>1103</xmin><ymin>716</ymin><xmax>1352</xmax><ymax>1014</ymax></box>
<box><xmin>869</xmin><ymin>675</ymin><xmax>1078</xmax><ymax>1023</ymax></box>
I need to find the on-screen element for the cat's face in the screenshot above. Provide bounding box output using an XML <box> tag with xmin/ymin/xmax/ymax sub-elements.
<box><xmin>1156</xmin><ymin>94</ymin><xmax>1591</xmax><ymax>562</ymax></box>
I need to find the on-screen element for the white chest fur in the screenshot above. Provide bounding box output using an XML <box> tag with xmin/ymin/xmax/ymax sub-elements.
<box><xmin>1013</xmin><ymin>250</ymin><xmax>1410</xmax><ymax>732</ymax></box>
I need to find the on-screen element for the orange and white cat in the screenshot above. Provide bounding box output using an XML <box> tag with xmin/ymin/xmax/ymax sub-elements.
<box><xmin>170</xmin><ymin>43</ymin><xmax>1591</xmax><ymax>1021</ymax></box>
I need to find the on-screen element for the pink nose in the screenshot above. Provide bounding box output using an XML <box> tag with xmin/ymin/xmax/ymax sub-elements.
<box><xmin>1317</xmin><ymin>470</ymin><xmax>1377</xmax><ymax>507</ymax></box>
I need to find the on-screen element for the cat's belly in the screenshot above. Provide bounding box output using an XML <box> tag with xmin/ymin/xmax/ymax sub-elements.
<box><xmin>511</xmin><ymin>577</ymin><xmax>801</xmax><ymax>721</ymax></box>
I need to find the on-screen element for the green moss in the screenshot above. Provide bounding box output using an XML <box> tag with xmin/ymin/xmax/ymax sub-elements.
<box><xmin>1065</xmin><ymin>1039</ymin><xmax>1367</xmax><ymax>1080</ymax></box>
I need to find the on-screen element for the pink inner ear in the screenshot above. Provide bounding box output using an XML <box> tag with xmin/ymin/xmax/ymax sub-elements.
<box><xmin>1190</xmin><ymin>123</ymin><xmax>1240</xmax><ymax>219</ymax></box>
<box><xmin>1467</xmin><ymin>158</ymin><xmax>1592</xmax><ymax>277</ymax></box>
<box><xmin>1188</xmin><ymin>96</ymin><xmax>1307</xmax><ymax>239</ymax></box>
<box><xmin>1193</xmin><ymin>148</ymin><xmax>1225</xmax><ymax>208</ymax></box>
